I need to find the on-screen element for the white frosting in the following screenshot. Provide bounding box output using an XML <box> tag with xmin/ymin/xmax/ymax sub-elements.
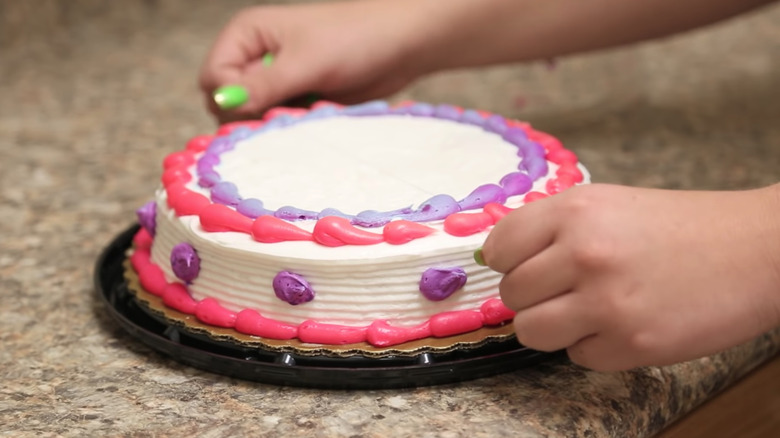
<box><xmin>214</xmin><ymin>116</ymin><xmax>521</xmax><ymax>213</ymax></box>
<box><xmin>150</xmin><ymin>113</ymin><xmax>590</xmax><ymax>328</ymax></box>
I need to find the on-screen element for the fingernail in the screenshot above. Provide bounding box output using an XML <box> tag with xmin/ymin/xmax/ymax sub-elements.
<box><xmin>262</xmin><ymin>52</ymin><xmax>275</xmax><ymax>67</ymax></box>
<box><xmin>473</xmin><ymin>248</ymin><xmax>486</xmax><ymax>266</ymax></box>
<box><xmin>213</xmin><ymin>85</ymin><xmax>249</xmax><ymax>110</ymax></box>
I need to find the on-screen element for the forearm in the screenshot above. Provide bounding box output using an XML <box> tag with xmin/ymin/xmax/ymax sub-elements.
<box><xmin>409</xmin><ymin>0</ymin><xmax>775</xmax><ymax>71</ymax></box>
<box><xmin>759</xmin><ymin>183</ymin><xmax>780</xmax><ymax>315</ymax></box>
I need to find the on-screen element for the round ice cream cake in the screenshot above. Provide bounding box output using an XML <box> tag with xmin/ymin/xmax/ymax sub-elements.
<box><xmin>128</xmin><ymin>100</ymin><xmax>589</xmax><ymax>350</ymax></box>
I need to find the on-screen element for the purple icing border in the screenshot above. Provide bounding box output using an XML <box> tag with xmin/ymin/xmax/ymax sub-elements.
<box><xmin>195</xmin><ymin>101</ymin><xmax>548</xmax><ymax>227</ymax></box>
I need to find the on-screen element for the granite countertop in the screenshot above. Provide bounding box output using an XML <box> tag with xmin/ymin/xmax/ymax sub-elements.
<box><xmin>2</xmin><ymin>1</ymin><xmax>779</xmax><ymax>436</ymax></box>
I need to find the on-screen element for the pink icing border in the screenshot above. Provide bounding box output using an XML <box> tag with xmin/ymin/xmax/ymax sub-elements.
<box><xmin>130</xmin><ymin>229</ymin><xmax>516</xmax><ymax>347</ymax></box>
<box><xmin>161</xmin><ymin>103</ymin><xmax>584</xmax><ymax>247</ymax></box>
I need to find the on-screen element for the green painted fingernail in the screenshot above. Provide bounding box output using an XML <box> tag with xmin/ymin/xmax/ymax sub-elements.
<box><xmin>474</xmin><ymin>248</ymin><xmax>486</xmax><ymax>266</ymax></box>
<box><xmin>213</xmin><ymin>85</ymin><xmax>249</xmax><ymax>110</ymax></box>
<box><xmin>304</xmin><ymin>93</ymin><xmax>321</xmax><ymax>105</ymax></box>
<box><xmin>262</xmin><ymin>52</ymin><xmax>275</xmax><ymax>67</ymax></box>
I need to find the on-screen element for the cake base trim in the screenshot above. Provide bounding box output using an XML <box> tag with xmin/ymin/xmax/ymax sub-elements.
<box><xmin>123</xmin><ymin>258</ymin><xmax>516</xmax><ymax>358</ymax></box>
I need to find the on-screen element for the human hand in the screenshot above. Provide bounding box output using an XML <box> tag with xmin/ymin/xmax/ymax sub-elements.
<box><xmin>482</xmin><ymin>183</ymin><xmax>780</xmax><ymax>371</ymax></box>
<box><xmin>199</xmin><ymin>0</ymin><xmax>434</xmax><ymax>121</ymax></box>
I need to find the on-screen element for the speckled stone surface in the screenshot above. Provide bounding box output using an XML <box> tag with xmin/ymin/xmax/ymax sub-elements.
<box><xmin>1</xmin><ymin>1</ymin><xmax>779</xmax><ymax>436</ymax></box>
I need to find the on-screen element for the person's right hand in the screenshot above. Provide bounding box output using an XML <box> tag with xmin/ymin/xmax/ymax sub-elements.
<box><xmin>199</xmin><ymin>0</ymin><xmax>433</xmax><ymax>121</ymax></box>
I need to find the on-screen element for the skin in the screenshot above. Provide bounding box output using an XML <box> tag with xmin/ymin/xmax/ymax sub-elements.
<box><xmin>199</xmin><ymin>0</ymin><xmax>780</xmax><ymax>370</ymax></box>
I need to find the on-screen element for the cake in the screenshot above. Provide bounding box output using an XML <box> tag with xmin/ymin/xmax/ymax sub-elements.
<box><xmin>128</xmin><ymin>100</ymin><xmax>588</xmax><ymax>354</ymax></box>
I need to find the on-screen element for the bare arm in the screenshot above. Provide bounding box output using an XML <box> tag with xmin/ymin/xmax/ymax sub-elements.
<box><xmin>200</xmin><ymin>0</ymin><xmax>776</xmax><ymax>116</ymax></box>
<box><xmin>410</xmin><ymin>0</ymin><xmax>776</xmax><ymax>71</ymax></box>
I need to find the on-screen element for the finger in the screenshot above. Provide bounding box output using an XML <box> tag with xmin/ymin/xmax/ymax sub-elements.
<box><xmin>199</xmin><ymin>9</ymin><xmax>271</xmax><ymax>94</ymax></box>
<box><xmin>498</xmin><ymin>244</ymin><xmax>577</xmax><ymax>311</ymax></box>
<box><xmin>513</xmin><ymin>291</ymin><xmax>599</xmax><ymax>352</ymax></box>
<box><xmin>482</xmin><ymin>197</ymin><xmax>559</xmax><ymax>274</ymax></box>
<box><xmin>565</xmin><ymin>335</ymin><xmax>638</xmax><ymax>371</ymax></box>
<box><xmin>230</xmin><ymin>55</ymin><xmax>316</xmax><ymax>113</ymax></box>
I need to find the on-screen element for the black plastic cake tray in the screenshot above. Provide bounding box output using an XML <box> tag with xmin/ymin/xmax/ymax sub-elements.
<box><xmin>95</xmin><ymin>224</ymin><xmax>556</xmax><ymax>389</ymax></box>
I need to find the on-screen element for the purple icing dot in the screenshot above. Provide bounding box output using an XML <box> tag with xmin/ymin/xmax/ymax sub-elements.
<box><xmin>406</xmin><ymin>194</ymin><xmax>461</xmax><ymax>222</ymax></box>
<box><xmin>273</xmin><ymin>271</ymin><xmax>315</xmax><ymax>305</ymax></box>
<box><xmin>237</xmin><ymin>198</ymin><xmax>272</xmax><ymax>218</ymax></box>
<box><xmin>500</xmin><ymin>172</ymin><xmax>533</xmax><ymax>196</ymax></box>
<box><xmin>136</xmin><ymin>201</ymin><xmax>157</xmax><ymax>236</ymax></box>
<box><xmin>407</xmin><ymin>103</ymin><xmax>435</xmax><ymax>117</ymax></box>
<box><xmin>459</xmin><ymin>109</ymin><xmax>485</xmax><ymax>126</ymax></box>
<box><xmin>419</xmin><ymin>267</ymin><xmax>467</xmax><ymax>301</ymax></box>
<box><xmin>483</xmin><ymin>114</ymin><xmax>509</xmax><ymax>135</ymax></box>
<box><xmin>210</xmin><ymin>181</ymin><xmax>242</xmax><ymax>207</ymax></box>
<box><xmin>458</xmin><ymin>184</ymin><xmax>507</xmax><ymax>210</ymax></box>
<box><xmin>433</xmin><ymin>104</ymin><xmax>461</xmax><ymax>121</ymax></box>
<box><xmin>342</xmin><ymin>101</ymin><xmax>390</xmax><ymax>116</ymax></box>
<box><xmin>275</xmin><ymin>206</ymin><xmax>319</xmax><ymax>221</ymax></box>
<box><xmin>170</xmin><ymin>242</ymin><xmax>200</xmax><ymax>284</ymax></box>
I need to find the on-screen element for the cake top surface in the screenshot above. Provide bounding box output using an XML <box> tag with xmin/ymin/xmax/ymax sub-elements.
<box><xmin>212</xmin><ymin>115</ymin><xmax>521</xmax><ymax>213</ymax></box>
<box><xmin>151</xmin><ymin>100</ymin><xmax>586</xmax><ymax>250</ymax></box>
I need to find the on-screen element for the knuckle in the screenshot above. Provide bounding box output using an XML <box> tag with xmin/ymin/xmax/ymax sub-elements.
<box><xmin>512</xmin><ymin>315</ymin><xmax>543</xmax><ymax>350</ymax></box>
<box><xmin>571</xmin><ymin>239</ymin><xmax>615</xmax><ymax>270</ymax></box>
<box><xmin>626</xmin><ymin>330</ymin><xmax>660</xmax><ymax>360</ymax></box>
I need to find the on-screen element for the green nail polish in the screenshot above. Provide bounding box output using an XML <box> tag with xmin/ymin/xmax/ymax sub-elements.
<box><xmin>262</xmin><ymin>52</ymin><xmax>275</xmax><ymax>67</ymax></box>
<box><xmin>213</xmin><ymin>85</ymin><xmax>249</xmax><ymax>110</ymax></box>
<box><xmin>474</xmin><ymin>248</ymin><xmax>486</xmax><ymax>266</ymax></box>
<box><xmin>304</xmin><ymin>93</ymin><xmax>321</xmax><ymax>105</ymax></box>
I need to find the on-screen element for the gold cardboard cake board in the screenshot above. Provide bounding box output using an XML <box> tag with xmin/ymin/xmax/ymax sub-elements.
<box><xmin>123</xmin><ymin>256</ymin><xmax>516</xmax><ymax>358</ymax></box>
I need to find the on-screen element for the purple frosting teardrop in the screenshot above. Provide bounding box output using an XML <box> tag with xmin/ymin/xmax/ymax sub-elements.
<box><xmin>459</xmin><ymin>109</ymin><xmax>485</xmax><ymax>126</ymax></box>
<box><xmin>275</xmin><ymin>206</ymin><xmax>319</xmax><ymax>221</ymax></box>
<box><xmin>273</xmin><ymin>271</ymin><xmax>315</xmax><ymax>305</ymax></box>
<box><xmin>197</xmin><ymin>153</ymin><xmax>220</xmax><ymax>173</ymax></box>
<box><xmin>136</xmin><ymin>201</ymin><xmax>157</xmax><ymax>236</ymax></box>
<box><xmin>237</xmin><ymin>198</ymin><xmax>272</xmax><ymax>218</ymax></box>
<box><xmin>500</xmin><ymin>172</ymin><xmax>533</xmax><ymax>196</ymax></box>
<box><xmin>483</xmin><ymin>114</ymin><xmax>509</xmax><ymax>135</ymax></box>
<box><xmin>458</xmin><ymin>184</ymin><xmax>507</xmax><ymax>211</ymax></box>
<box><xmin>502</xmin><ymin>127</ymin><xmax>528</xmax><ymax>146</ymax></box>
<box><xmin>433</xmin><ymin>104</ymin><xmax>461</xmax><ymax>121</ymax></box>
<box><xmin>211</xmin><ymin>181</ymin><xmax>242</xmax><ymax>207</ymax></box>
<box><xmin>406</xmin><ymin>103</ymin><xmax>435</xmax><ymax>117</ymax></box>
<box><xmin>170</xmin><ymin>242</ymin><xmax>200</xmax><ymax>284</ymax></box>
<box><xmin>521</xmin><ymin>157</ymin><xmax>549</xmax><ymax>180</ymax></box>
<box><xmin>419</xmin><ymin>267</ymin><xmax>467</xmax><ymax>301</ymax></box>
<box><xmin>318</xmin><ymin>208</ymin><xmax>353</xmax><ymax>220</ymax></box>
<box><xmin>198</xmin><ymin>170</ymin><xmax>221</xmax><ymax>188</ymax></box>
<box><xmin>406</xmin><ymin>194</ymin><xmax>461</xmax><ymax>222</ymax></box>
<box><xmin>206</xmin><ymin>137</ymin><xmax>234</xmax><ymax>155</ymax></box>
<box><xmin>342</xmin><ymin>100</ymin><xmax>390</xmax><ymax>116</ymax></box>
